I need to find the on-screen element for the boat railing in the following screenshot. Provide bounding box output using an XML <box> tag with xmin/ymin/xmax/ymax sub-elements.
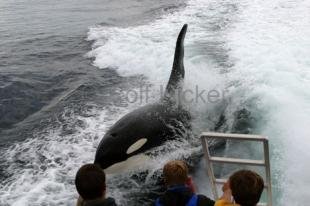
<box><xmin>200</xmin><ymin>132</ymin><xmax>272</xmax><ymax>206</ymax></box>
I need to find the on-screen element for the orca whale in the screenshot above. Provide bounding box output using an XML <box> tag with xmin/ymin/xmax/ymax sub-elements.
<box><xmin>94</xmin><ymin>24</ymin><xmax>190</xmax><ymax>170</ymax></box>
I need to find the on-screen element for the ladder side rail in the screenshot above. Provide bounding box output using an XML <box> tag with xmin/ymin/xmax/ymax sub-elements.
<box><xmin>201</xmin><ymin>136</ymin><xmax>219</xmax><ymax>199</ymax></box>
<box><xmin>263</xmin><ymin>139</ymin><xmax>273</xmax><ymax>206</ymax></box>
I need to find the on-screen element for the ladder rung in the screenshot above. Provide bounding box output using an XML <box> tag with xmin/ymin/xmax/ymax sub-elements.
<box><xmin>215</xmin><ymin>178</ymin><xmax>227</xmax><ymax>184</ymax></box>
<box><xmin>209</xmin><ymin>157</ymin><xmax>265</xmax><ymax>166</ymax></box>
<box><xmin>257</xmin><ymin>203</ymin><xmax>268</xmax><ymax>206</ymax></box>
<box><xmin>215</xmin><ymin>178</ymin><xmax>269</xmax><ymax>188</ymax></box>
<box><xmin>201</xmin><ymin>132</ymin><xmax>267</xmax><ymax>141</ymax></box>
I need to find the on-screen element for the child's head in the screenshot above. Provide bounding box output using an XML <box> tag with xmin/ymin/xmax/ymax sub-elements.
<box><xmin>75</xmin><ymin>164</ymin><xmax>106</xmax><ymax>200</ymax></box>
<box><xmin>163</xmin><ymin>160</ymin><xmax>189</xmax><ymax>186</ymax></box>
<box><xmin>229</xmin><ymin>170</ymin><xmax>264</xmax><ymax>206</ymax></box>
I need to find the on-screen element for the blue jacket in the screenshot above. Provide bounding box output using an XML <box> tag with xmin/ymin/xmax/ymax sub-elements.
<box><xmin>154</xmin><ymin>185</ymin><xmax>214</xmax><ymax>206</ymax></box>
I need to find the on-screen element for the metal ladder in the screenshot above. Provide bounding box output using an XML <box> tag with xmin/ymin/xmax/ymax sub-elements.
<box><xmin>201</xmin><ymin>132</ymin><xmax>272</xmax><ymax>206</ymax></box>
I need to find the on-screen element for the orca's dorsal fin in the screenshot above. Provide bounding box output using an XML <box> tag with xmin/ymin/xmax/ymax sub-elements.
<box><xmin>164</xmin><ymin>24</ymin><xmax>187</xmax><ymax>101</ymax></box>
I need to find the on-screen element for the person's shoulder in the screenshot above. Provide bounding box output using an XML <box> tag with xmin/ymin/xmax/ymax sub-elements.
<box><xmin>214</xmin><ymin>199</ymin><xmax>238</xmax><ymax>206</ymax></box>
<box><xmin>197</xmin><ymin>194</ymin><xmax>215</xmax><ymax>206</ymax></box>
<box><xmin>104</xmin><ymin>197</ymin><xmax>118</xmax><ymax>206</ymax></box>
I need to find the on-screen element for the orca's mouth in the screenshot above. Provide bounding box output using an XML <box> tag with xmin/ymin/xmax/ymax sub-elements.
<box><xmin>94</xmin><ymin>153</ymin><xmax>127</xmax><ymax>170</ymax></box>
<box><xmin>104</xmin><ymin>154</ymin><xmax>151</xmax><ymax>174</ymax></box>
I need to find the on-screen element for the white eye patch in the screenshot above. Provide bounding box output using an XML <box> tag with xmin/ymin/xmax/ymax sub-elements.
<box><xmin>126</xmin><ymin>138</ymin><xmax>147</xmax><ymax>155</ymax></box>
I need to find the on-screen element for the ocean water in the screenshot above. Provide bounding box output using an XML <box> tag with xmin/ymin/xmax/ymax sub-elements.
<box><xmin>1</xmin><ymin>0</ymin><xmax>310</xmax><ymax>205</ymax></box>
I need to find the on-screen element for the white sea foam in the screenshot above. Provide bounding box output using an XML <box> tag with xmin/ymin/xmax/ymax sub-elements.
<box><xmin>225</xmin><ymin>0</ymin><xmax>310</xmax><ymax>204</ymax></box>
<box><xmin>2</xmin><ymin>0</ymin><xmax>229</xmax><ymax>205</ymax></box>
<box><xmin>2</xmin><ymin>0</ymin><xmax>309</xmax><ymax>205</ymax></box>
<box><xmin>86</xmin><ymin>0</ymin><xmax>233</xmax><ymax>132</ymax></box>
<box><xmin>86</xmin><ymin>0</ymin><xmax>228</xmax><ymax>97</ymax></box>
<box><xmin>88</xmin><ymin>0</ymin><xmax>310</xmax><ymax>205</ymax></box>
<box><xmin>0</xmin><ymin>108</ymin><xmax>110</xmax><ymax>205</ymax></box>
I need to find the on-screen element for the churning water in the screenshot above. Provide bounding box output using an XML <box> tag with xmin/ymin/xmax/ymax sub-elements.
<box><xmin>1</xmin><ymin>0</ymin><xmax>309</xmax><ymax>205</ymax></box>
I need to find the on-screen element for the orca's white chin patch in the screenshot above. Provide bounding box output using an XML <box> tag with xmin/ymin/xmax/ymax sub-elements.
<box><xmin>126</xmin><ymin>138</ymin><xmax>147</xmax><ymax>154</ymax></box>
<box><xmin>104</xmin><ymin>154</ymin><xmax>150</xmax><ymax>174</ymax></box>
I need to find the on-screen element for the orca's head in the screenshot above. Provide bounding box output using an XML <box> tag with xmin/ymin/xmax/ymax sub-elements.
<box><xmin>93</xmin><ymin>106</ymin><xmax>187</xmax><ymax>170</ymax></box>
<box><xmin>94</xmin><ymin>127</ymin><xmax>153</xmax><ymax>170</ymax></box>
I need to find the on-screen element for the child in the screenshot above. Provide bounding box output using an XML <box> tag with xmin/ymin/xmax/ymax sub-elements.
<box><xmin>75</xmin><ymin>164</ymin><xmax>117</xmax><ymax>206</ymax></box>
<box><xmin>155</xmin><ymin>160</ymin><xmax>215</xmax><ymax>206</ymax></box>
<box><xmin>215</xmin><ymin>170</ymin><xmax>264</xmax><ymax>206</ymax></box>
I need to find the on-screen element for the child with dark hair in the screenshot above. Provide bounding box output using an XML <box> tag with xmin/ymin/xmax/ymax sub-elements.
<box><xmin>155</xmin><ymin>160</ymin><xmax>215</xmax><ymax>206</ymax></box>
<box><xmin>215</xmin><ymin>170</ymin><xmax>264</xmax><ymax>206</ymax></box>
<box><xmin>75</xmin><ymin>164</ymin><xmax>117</xmax><ymax>206</ymax></box>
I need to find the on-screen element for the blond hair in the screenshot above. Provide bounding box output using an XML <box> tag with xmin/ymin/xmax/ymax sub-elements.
<box><xmin>163</xmin><ymin>160</ymin><xmax>189</xmax><ymax>185</ymax></box>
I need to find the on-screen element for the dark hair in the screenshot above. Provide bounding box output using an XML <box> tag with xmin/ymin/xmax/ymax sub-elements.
<box><xmin>163</xmin><ymin>160</ymin><xmax>189</xmax><ymax>185</ymax></box>
<box><xmin>229</xmin><ymin>170</ymin><xmax>264</xmax><ymax>206</ymax></box>
<box><xmin>75</xmin><ymin>164</ymin><xmax>106</xmax><ymax>200</ymax></box>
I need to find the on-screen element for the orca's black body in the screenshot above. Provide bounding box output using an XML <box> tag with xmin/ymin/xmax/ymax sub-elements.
<box><xmin>95</xmin><ymin>24</ymin><xmax>189</xmax><ymax>169</ymax></box>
